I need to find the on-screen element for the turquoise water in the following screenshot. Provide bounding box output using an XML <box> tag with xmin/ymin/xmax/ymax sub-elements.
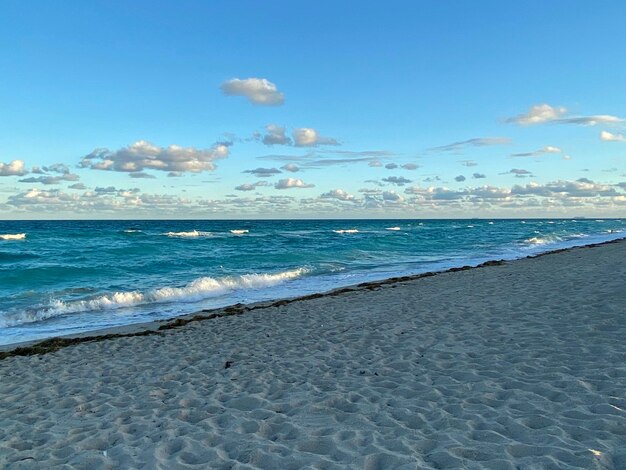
<box><xmin>1</xmin><ymin>218</ymin><xmax>625</xmax><ymax>346</ymax></box>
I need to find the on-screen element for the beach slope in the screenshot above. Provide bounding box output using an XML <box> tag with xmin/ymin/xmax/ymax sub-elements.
<box><xmin>1</xmin><ymin>240</ymin><xmax>625</xmax><ymax>469</ymax></box>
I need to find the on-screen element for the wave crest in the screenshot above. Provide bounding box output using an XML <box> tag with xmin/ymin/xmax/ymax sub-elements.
<box><xmin>333</xmin><ymin>229</ymin><xmax>359</xmax><ymax>234</ymax></box>
<box><xmin>2</xmin><ymin>268</ymin><xmax>308</xmax><ymax>327</ymax></box>
<box><xmin>0</xmin><ymin>233</ymin><xmax>26</xmax><ymax>240</ymax></box>
<box><xmin>164</xmin><ymin>230</ymin><xmax>211</xmax><ymax>238</ymax></box>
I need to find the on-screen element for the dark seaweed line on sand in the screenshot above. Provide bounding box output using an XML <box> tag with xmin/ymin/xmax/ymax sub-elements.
<box><xmin>1</xmin><ymin>237</ymin><xmax>624</xmax><ymax>361</ymax></box>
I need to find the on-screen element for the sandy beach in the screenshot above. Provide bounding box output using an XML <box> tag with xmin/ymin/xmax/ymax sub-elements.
<box><xmin>1</xmin><ymin>240</ymin><xmax>625</xmax><ymax>469</ymax></box>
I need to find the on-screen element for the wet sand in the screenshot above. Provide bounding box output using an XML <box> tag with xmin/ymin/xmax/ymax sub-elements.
<box><xmin>1</xmin><ymin>239</ymin><xmax>625</xmax><ymax>469</ymax></box>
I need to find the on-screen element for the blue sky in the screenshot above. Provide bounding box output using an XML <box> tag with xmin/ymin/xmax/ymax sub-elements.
<box><xmin>1</xmin><ymin>0</ymin><xmax>625</xmax><ymax>218</ymax></box>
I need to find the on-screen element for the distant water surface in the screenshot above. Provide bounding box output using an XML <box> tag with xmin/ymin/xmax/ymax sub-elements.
<box><xmin>1</xmin><ymin>219</ymin><xmax>624</xmax><ymax>345</ymax></box>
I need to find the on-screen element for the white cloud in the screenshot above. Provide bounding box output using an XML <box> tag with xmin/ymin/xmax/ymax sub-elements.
<box><xmin>221</xmin><ymin>78</ymin><xmax>284</xmax><ymax>106</ymax></box>
<box><xmin>235</xmin><ymin>181</ymin><xmax>270</xmax><ymax>192</ymax></box>
<box><xmin>382</xmin><ymin>190</ymin><xmax>404</xmax><ymax>202</ymax></box>
<box><xmin>262</xmin><ymin>124</ymin><xmax>292</xmax><ymax>145</ymax></box>
<box><xmin>401</xmin><ymin>163</ymin><xmax>419</xmax><ymax>170</ymax></box>
<box><xmin>321</xmin><ymin>188</ymin><xmax>356</xmax><ymax>202</ymax></box>
<box><xmin>293</xmin><ymin>128</ymin><xmax>339</xmax><ymax>147</ymax></box>
<box><xmin>510</xmin><ymin>145</ymin><xmax>563</xmax><ymax>157</ymax></box>
<box><xmin>368</xmin><ymin>160</ymin><xmax>383</xmax><ymax>167</ymax></box>
<box><xmin>281</xmin><ymin>163</ymin><xmax>300</xmax><ymax>172</ymax></box>
<box><xmin>0</xmin><ymin>160</ymin><xmax>27</xmax><ymax>176</ymax></box>
<box><xmin>507</xmin><ymin>103</ymin><xmax>624</xmax><ymax>126</ymax></box>
<box><xmin>274</xmin><ymin>178</ymin><xmax>315</xmax><ymax>189</ymax></box>
<box><xmin>80</xmin><ymin>140</ymin><xmax>229</xmax><ymax>174</ymax></box>
<box><xmin>506</xmin><ymin>104</ymin><xmax>567</xmax><ymax>125</ymax></box>
<box><xmin>558</xmin><ymin>115</ymin><xmax>624</xmax><ymax>126</ymax></box>
<box><xmin>6</xmin><ymin>187</ymin><xmax>188</xmax><ymax>213</ymax></box>
<box><xmin>600</xmin><ymin>130</ymin><xmax>626</xmax><ymax>142</ymax></box>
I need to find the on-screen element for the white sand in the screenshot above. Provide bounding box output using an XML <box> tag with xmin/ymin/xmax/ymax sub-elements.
<box><xmin>1</xmin><ymin>240</ymin><xmax>625</xmax><ymax>469</ymax></box>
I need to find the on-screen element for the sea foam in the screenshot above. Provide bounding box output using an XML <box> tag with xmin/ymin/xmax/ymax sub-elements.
<box><xmin>164</xmin><ymin>230</ymin><xmax>211</xmax><ymax>238</ymax></box>
<box><xmin>0</xmin><ymin>233</ymin><xmax>26</xmax><ymax>240</ymax></box>
<box><xmin>3</xmin><ymin>268</ymin><xmax>308</xmax><ymax>327</ymax></box>
<box><xmin>386</xmin><ymin>227</ymin><xmax>401</xmax><ymax>231</ymax></box>
<box><xmin>525</xmin><ymin>235</ymin><xmax>564</xmax><ymax>245</ymax></box>
<box><xmin>333</xmin><ymin>229</ymin><xmax>359</xmax><ymax>234</ymax></box>
<box><xmin>230</xmin><ymin>229</ymin><xmax>249</xmax><ymax>235</ymax></box>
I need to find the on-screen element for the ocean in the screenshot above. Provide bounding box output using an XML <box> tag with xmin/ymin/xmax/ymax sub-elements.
<box><xmin>1</xmin><ymin>218</ymin><xmax>624</xmax><ymax>346</ymax></box>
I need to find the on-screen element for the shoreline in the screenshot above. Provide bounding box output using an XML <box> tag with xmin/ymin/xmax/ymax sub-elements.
<box><xmin>2</xmin><ymin>234</ymin><xmax>625</xmax><ymax>467</ymax></box>
<box><xmin>2</xmin><ymin>235</ymin><xmax>624</xmax><ymax>358</ymax></box>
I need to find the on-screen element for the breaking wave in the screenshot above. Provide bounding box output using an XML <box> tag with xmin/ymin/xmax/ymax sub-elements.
<box><xmin>230</xmin><ymin>229</ymin><xmax>249</xmax><ymax>235</ymax></box>
<box><xmin>333</xmin><ymin>229</ymin><xmax>359</xmax><ymax>234</ymax></box>
<box><xmin>386</xmin><ymin>227</ymin><xmax>401</xmax><ymax>231</ymax></box>
<box><xmin>164</xmin><ymin>230</ymin><xmax>211</xmax><ymax>238</ymax></box>
<box><xmin>0</xmin><ymin>233</ymin><xmax>26</xmax><ymax>240</ymax></box>
<box><xmin>524</xmin><ymin>235</ymin><xmax>564</xmax><ymax>245</ymax></box>
<box><xmin>2</xmin><ymin>268</ymin><xmax>308</xmax><ymax>327</ymax></box>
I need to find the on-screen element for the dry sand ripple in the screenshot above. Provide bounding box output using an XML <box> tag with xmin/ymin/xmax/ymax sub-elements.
<box><xmin>1</xmin><ymin>240</ymin><xmax>626</xmax><ymax>468</ymax></box>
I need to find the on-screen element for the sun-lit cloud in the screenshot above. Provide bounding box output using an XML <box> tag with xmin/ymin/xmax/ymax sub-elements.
<box><xmin>600</xmin><ymin>130</ymin><xmax>626</xmax><ymax>142</ymax></box>
<box><xmin>280</xmin><ymin>163</ymin><xmax>300</xmax><ymax>172</ymax></box>
<box><xmin>382</xmin><ymin>190</ymin><xmax>404</xmax><ymax>202</ymax></box>
<box><xmin>321</xmin><ymin>188</ymin><xmax>356</xmax><ymax>202</ymax></box>
<box><xmin>401</xmin><ymin>163</ymin><xmax>419</xmax><ymax>170</ymax></box>
<box><xmin>0</xmin><ymin>160</ymin><xmax>28</xmax><ymax>177</ymax></box>
<box><xmin>510</xmin><ymin>145</ymin><xmax>562</xmax><ymax>157</ymax></box>
<box><xmin>507</xmin><ymin>103</ymin><xmax>624</xmax><ymax>126</ymax></box>
<box><xmin>221</xmin><ymin>78</ymin><xmax>285</xmax><ymax>106</ymax></box>
<box><xmin>429</xmin><ymin>137</ymin><xmax>511</xmax><ymax>153</ymax></box>
<box><xmin>80</xmin><ymin>140</ymin><xmax>229</xmax><ymax>175</ymax></box>
<box><xmin>506</xmin><ymin>104</ymin><xmax>567</xmax><ymax>125</ymax></box>
<box><xmin>262</xmin><ymin>124</ymin><xmax>292</xmax><ymax>145</ymax></box>
<box><xmin>234</xmin><ymin>181</ymin><xmax>271</xmax><ymax>191</ymax></box>
<box><xmin>274</xmin><ymin>178</ymin><xmax>315</xmax><ymax>189</ymax></box>
<box><xmin>293</xmin><ymin>128</ymin><xmax>339</xmax><ymax>147</ymax></box>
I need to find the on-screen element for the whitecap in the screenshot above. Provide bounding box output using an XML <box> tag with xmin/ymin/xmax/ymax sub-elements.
<box><xmin>0</xmin><ymin>233</ymin><xmax>26</xmax><ymax>240</ymax></box>
<box><xmin>333</xmin><ymin>229</ymin><xmax>359</xmax><ymax>234</ymax></box>
<box><xmin>524</xmin><ymin>235</ymin><xmax>563</xmax><ymax>245</ymax></box>
<box><xmin>386</xmin><ymin>227</ymin><xmax>401</xmax><ymax>231</ymax></box>
<box><xmin>164</xmin><ymin>230</ymin><xmax>211</xmax><ymax>238</ymax></box>
<box><xmin>2</xmin><ymin>268</ymin><xmax>309</xmax><ymax>327</ymax></box>
<box><xmin>230</xmin><ymin>229</ymin><xmax>249</xmax><ymax>235</ymax></box>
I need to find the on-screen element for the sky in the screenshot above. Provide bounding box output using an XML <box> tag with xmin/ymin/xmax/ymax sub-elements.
<box><xmin>1</xmin><ymin>0</ymin><xmax>625</xmax><ymax>219</ymax></box>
